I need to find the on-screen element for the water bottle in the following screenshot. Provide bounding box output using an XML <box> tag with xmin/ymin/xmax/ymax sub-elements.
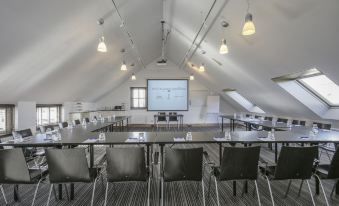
<box><xmin>312</xmin><ymin>124</ymin><xmax>319</xmax><ymax>135</ymax></box>
<box><xmin>99</xmin><ymin>132</ymin><xmax>106</xmax><ymax>141</ymax></box>
<box><xmin>225</xmin><ymin>131</ymin><xmax>231</xmax><ymax>140</ymax></box>
<box><xmin>139</xmin><ymin>132</ymin><xmax>144</xmax><ymax>141</ymax></box>
<box><xmin>186</xmin><ymin>132</ymin><xmax>192</xmax><ymax>141</ymax></box>
<box><xmin>270</xmin><ymin>128</ymin><xmax>275</xmax><ymax>140</ymax></box>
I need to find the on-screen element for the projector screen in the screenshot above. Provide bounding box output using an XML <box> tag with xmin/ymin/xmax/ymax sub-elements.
<box><xmin>147</xmin><ymin>79</ymin><xmax>188</xmax><ymax>111</ymax></box>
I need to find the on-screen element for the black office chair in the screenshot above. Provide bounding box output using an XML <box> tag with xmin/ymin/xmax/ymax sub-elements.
<box><xmin>85</xmin><ymin>118</ymin><xmax>90</xmax><ymax>123</ymax></box>
<box><xmin>104</xmin><ymin>147</ymin><xmax>150</xmax><ymax>206</ymax></box>
<box><xmin>12</xmin><ymin>129</ymin><xmax>38</xmax><ymax>158</ymax></box>
<box><xmin>45</xmin><ymin>148</ymin><xmax>100</xmax><ymax>206</ymax></box>
<box><xmin>39</xmin><ymin>125</ymin><xmax>55</xmax><ymax>133</ymax></box>
<box><xmin>316</xmin><ymin>146</ymin><xmax>339</xmax><ymax>201</ymax></box>
<box><xmin>313</xmin><ymin>122</ymin><xmax>323</xmax><ymax>129</ymax></box>
<box><xmin>260</xmin><ymin>146</ymin><xmax>318</xmax><ymax>206</ymax></box>
<box><xmin>299</xmin><ymin>121</ymin><xmax>306</xmax><ymax>126</ymax></box>
<box><xmin>264</xmin><ymin>117</ymin><xmax>273</xmax><ymax>121</ymax></box>
<box><xmin>156</xmin><ymin>112</ymin><xmax>168</xmax><ymax>130</ymax></box>
<box><xmin>168</xmin><ymin>112</ymin><xmax>179</xmax><ymax>130</ymax></box>
<box><xmin>292</xmin><ymin>120</ymin><xmax>299</xmax><ymax>125</ymax></box>
<box><xmin>323</xmin><ymin>124</ymin><xmax>331</xmax><ymax>130</ymax></box>
<box><xmin>13</xmin><ymin>128</ymin><xmax>33</xmax><ymax>138</ymax></box>
<box><xmin>254</xmin><ymin>115</ymin><xmax>261</xmax><ymax>119</ymax></box>
<box><xmin>73</xmin><ymin>119</ymin><xmax>81</xmax><ymax>125</ymax></box>
<box><xmin>161</xmin><ymin>147</ymin><xmax>205</xmax><ymax>206</ymax></box>
<box><xmin>277</xmin><ymin>118</ymin><xmax>288</xmax><ymax>123</ymax></box>
<box><xmin>205</xmin><ymin>146</ymin><xmax>261</xmax><ymax>206</ymax></box>
<box><xmin>0</xmin><ymin>148</ymin><xmax>47</xmax><ymax>206</ymax></box>
<box><xmin>58</xmin><ymin>122</ymin><xmax>68</xmax><ymax>128</ymax></box>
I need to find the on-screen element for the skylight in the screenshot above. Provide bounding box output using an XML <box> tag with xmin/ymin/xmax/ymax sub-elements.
<box><xmin>299</xmin><ymin>74</ymin><xmax>339</xmax><ymax>106</ymax></box>
<box><xmin>224</xmin><ymin>90</ymin><xmax>265</xmax><ymax>113</ymax></box>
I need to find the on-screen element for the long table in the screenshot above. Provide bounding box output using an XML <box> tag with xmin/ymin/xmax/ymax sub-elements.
<box><xmin>2</xmin><ymin>123</ymin><xmax>339</xmax><ymax>200</ymax></box>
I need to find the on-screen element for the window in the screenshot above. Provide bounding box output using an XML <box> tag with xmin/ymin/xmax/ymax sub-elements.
<box><xmin>0</xmin><ymin>105</ymin><xmax>15</xmax><ymax>135</ymax></box>
<box><xmin>36</xmin><ymin>105</ymin><xmax>62</xmax><ymax>126</ymax></box>
<box><xmin>130</xmin><ymin>87</ymin><xmax>147</xmax><ymax>109</ymax></box>
<box><xmin>298</xmin><ymin>74</ymin><xmax>339</xmax><ymax>107</ymax></box>
<box><xmin>224</xmin><ymin>90</ymin><xmax>265</xmax><ymax>113</ymax></box>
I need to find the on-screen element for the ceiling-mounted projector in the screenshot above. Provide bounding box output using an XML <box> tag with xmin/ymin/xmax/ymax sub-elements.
<box><xmin>157</xmin><ymin>59</ymin><xmax>167</xmax><ymax>66</ymax></box>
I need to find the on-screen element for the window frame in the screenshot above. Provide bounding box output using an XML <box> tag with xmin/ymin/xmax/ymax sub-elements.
<box><xmin>0</xmin><ymin>104</ymin><xmax>15</xmax><ymax>136</ymax></box>
<box><xmin>297</xmin><ymin>74</ymin><xmax>339</xmax><ymax>108</ymax></box>
<box><xmin>130</xmin><ymin>87</ymin><xmax>147</xmax><ymax>110</ymax></box>
<box><xmin>36</xmin><ymin>104</ymin><xmax>62</xmax><ymax>126</ymax></box>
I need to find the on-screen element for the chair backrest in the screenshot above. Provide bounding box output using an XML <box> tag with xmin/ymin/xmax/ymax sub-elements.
<box><xmin>40</xmin><ymin>125</ymin><xmax>54</xmax><ymax>133</ymax></box>
<box><xmin>59</xmin><ymin>122</ymin><xmax>68</xmax><ymax>128</ymax></box>
<box><xmin>254</xmin><ymin>115</ymin><xmax>261</xmax><ymax>119</ymax></box>
<box><xmin>106</xmin><ymin>147</ymin><xmax>147</xmax><ymax>182</ymax></box>
<box><xmin>164</xmin><ymin>147</ymin><xmax>203</xmax><ymax>182</ymax></box>
<box><xmin>299</xmin><ymin>121</ymin><xmax>306</xmax><ymax>126</ymax></box>
<box><xmin>46</xmin><ymin>148</ymin><xmax>91</xmax><ymax>183</ymax></box>
<box><xmin>85</xmin><ymin>118</ymin><xmax>90</xmax><ymax>123</ymax></box>
<box><xmin>245</xmin><ymin>114</ymin><xmax>251</xmax><ymax>118</ymax></box>
<box><xmin>313</xmin><ymin>122</ymin><xmax>323</xmax><ymax>129</ymax></box>
<box><xmin>0</xmin><ymin>148</ymin><xmax>31</xmax><ymax>184</ymax></box>
<box><xmin>292</xmin><ymin>120</ymin><xmax>299</xmax><ymax>125</ymax></box>
<box><xmin>74</xmin><ymin>119</ymin><xmax>81</xmax><ymax>125</ymax></box>
<box><xmin>14</xmin><ymin>128</ymin><xmax>33</xmax><ymax>138</ymax></box>
<box><xmin>274</xmin><ymin>146</ymin><xmax>317</xmax><ymax>180</ymax></box>
<box><xmin>157</xmin><ymin>112</ymin><xmax>167</xmax><ymax>122</ymax></box>
<box><xmin>323</xmin><ymin>124</ymin><xmax>331</xmax><ymax>130</ymax></box>
<box><xmin>169</xmin><ymin>112</ymin><xmax>178</xmax><ymax>121</ymax></box>
<box><xmin>327</xmin><ymin>148</ymin><xmax>339</xmax><ymax>179</ymax></box>
<box><xmin>264</xmin><ymin>117</ymin><xmax>273</xmax><ymax>121</ymax></box>
<box><xmin>219</xmin><ymin>146</ymin><xmax>261</xmax><ymax>181</ymax></box>
<box><xmin>277</xmin><ymin>118</ymin><xmax>288</xmax><ymax>123</ymax></box>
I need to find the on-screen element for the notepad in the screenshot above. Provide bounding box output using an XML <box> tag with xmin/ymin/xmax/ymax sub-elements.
<box><xmin>125</xmin><ymin>139</ymin><xmax>140</xmax><ymax>143</ymax></box>
<box><xmin>83</xmin><ymin>139</ymin><xmax>98</xmax><ymax>143</ymax></box>
<box><xmin>173</xmin><ymin>137</ymin><xmax>186</xmax><ymax>142</ymax></box>
<box><xmin>213</xmin><ymin>137</ymin><xmax>228</xmax><ymax>141</ymax></box>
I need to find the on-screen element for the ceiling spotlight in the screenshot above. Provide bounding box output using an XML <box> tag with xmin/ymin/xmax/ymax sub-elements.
<box><xmin>121</xmin><ymin>61</ymin><xmax>127</xmax><ymax>71</ymax></box>
<box><xmin>219</xmin><ymin>39</ymin><xmax>229</xmax><ymax>54</ymax></box>
<box><xmin>190</xmin><ymin>74</ymin><xmax>195</xmax><ymax>80</ymax></box>
<box><xmin>97</xmin><ymin>36</ymin><xmax>107</xmax><ymax>53</ymax></box>
<box><xmin>199</xmin><ymin>63</ymin><xmax>205</xmax><ymax>72</ymax></box>
<box><xmin>131</xmin><ymin>73</ymin><xmax>136</xmax><ymax>80</ymax></box>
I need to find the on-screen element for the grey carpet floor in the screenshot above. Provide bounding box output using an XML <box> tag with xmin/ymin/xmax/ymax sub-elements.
<box><xmin>0</xmin><ymin>125</ymin><xmax>338</xmax><ymax>205</ymax></box>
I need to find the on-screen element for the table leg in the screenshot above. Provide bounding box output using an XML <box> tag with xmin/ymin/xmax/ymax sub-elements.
<box><xmin>336</xmin><ymin>180</ymin><xmax>339</xmax><ymax>195</ymax></box>
<box><xmin>70</xmin><ymin>184</ymin><xmax>74</xmax><ymax>200</ymax></box>
<box><xmin>14</xmin><ymin>185</ymin><xmax>20</xmax><ymax>201</ymax></box>
<box><xmin>275</xmin><ymin>143</ymin><xmax>278</xmax><ymax>163</ymax></box>
<box><xmin>58</xmin><ymin>184</ymin><xmax>63</xmax><ymax>200</ymax></box>
<box><xmin>221</xmin><ymin>118</ymin><xmax>224</xmax><ymax>132</ymax></box>
<box><xmin>89</xmin><ymin>145</ymin><xmax>94</xmax><ymax>168</ymax></box>
<box><xmin>126</xmin><ymin>118</ymin><xmax>129</xmax><ymax>131</ymax></box>
<box><xmin>233</xmin><ymin>181</ymin><xmax>237</xmax><ymax>196</ymax></box>
<box><xmin>159</xmin><ymin>144</ymin><xmax>164</xmax><ymax>205</ymax></box>
<box><xmin>315</xmin><ymin>176</ymin><xmax>320</xmax><ymax>195</ymax></box>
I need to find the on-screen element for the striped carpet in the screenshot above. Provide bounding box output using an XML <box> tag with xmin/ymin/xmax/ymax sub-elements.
<box><xmin>0</xmin><ymin>125</ymin><xmax>338</xmax><ymax>205</ymax></box>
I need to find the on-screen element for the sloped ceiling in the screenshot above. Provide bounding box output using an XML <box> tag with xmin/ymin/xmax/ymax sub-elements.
<box><xmin>0</xmin><ymin>0</ymin><xmax>162</xmax><ymax>103</ymax></box>
<box><xmin>1</xmin><ymin>0</ymin><xmax>339</xmax><ymax>119</ymax></box>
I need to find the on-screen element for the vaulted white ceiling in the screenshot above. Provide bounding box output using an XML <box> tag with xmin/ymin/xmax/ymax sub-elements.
<box><xmin>1</xmin><ymin>0</ymin><xmax>339</xmax><ymax>119</ymax></box>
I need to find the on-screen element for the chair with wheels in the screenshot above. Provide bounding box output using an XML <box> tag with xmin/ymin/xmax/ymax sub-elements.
<box><xmin>58</xmin><ymin>122</ymin><xmax>68</xmax><ymax>129</ymax></box>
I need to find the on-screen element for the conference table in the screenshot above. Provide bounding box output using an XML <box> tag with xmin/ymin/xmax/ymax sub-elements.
<box><xmin>219</xmin><ymin>115</ymin><xmax>294</xmax><ymax>132</ymax></box>
<box><xmin>2</xmin><ymin>117</ymin><xmax>339</xmax><ymax>201</ymax></box>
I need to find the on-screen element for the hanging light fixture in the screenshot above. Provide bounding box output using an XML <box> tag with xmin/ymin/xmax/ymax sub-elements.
<box><xmin>121</xmin><ymin>61</ymin><xmax>127</xmax><ymax>71</ymax></box>
<box><xmin>199</xmin><ymin>63</ymin><xmax>205</xmax><ymax>72</ymax></box>
<box><xmin>97</xmin><ymin>36</ymin><xmax>107</xmax><ymax>53</ymax></box>
<box><xmin>219</xmin><ymin>39</ymin><xmax>229</xmax><ymax>54</ymax></box>
<box><xmin>219</xmin><ymin>21</ymin><xmax>229</xmax><ymax>54</ymax></box>
<box><xmin>97</xmin><ymin>18</ymin><xmax>107</xmax><ymax>52</ymax></box>
<box><xmin>189</xmin><ymin>74</ymin><xmax>195</xmax><ymax>80</ymax></box>
<box><xmin>131</xmin><ymin>73</ymin><xmax>136</xmax><ymax>80</ymax></box>
<box><xmin>242</xmin><ymin>0</ymin><xmax>255</xmax><ymax>36</ymax></box>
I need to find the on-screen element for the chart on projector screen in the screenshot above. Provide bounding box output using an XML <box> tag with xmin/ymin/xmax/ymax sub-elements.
<box><xmin>147</xmin><ymin>79</ymin><xmax>188</xmax><ymax>111</ymax></box>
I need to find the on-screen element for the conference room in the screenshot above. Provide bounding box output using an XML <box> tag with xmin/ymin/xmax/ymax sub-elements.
<box><xmin>1</xmin><ymin>0</ymin><xmax>339</xmax><ymax>205</ymax></box>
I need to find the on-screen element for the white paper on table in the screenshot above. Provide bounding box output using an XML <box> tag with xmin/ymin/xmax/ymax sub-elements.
<box><xmin>173</xmin><ymin>137</ymin><xmax>186</xmax><ymax>142</ymax></box>
<box><xmin>213</xmin><ymin>137</ymin><xmax>228</xmax><ymax>141</ymax></box>
<box><xmin>83</xmin><ymin>139</ymin><xmax>98</xmax><ymax>143</ymax></box>
<box><xmin>125</xmin><ymin>139</ymin><xmax>140</xmax><ymax>143</ymax></box>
